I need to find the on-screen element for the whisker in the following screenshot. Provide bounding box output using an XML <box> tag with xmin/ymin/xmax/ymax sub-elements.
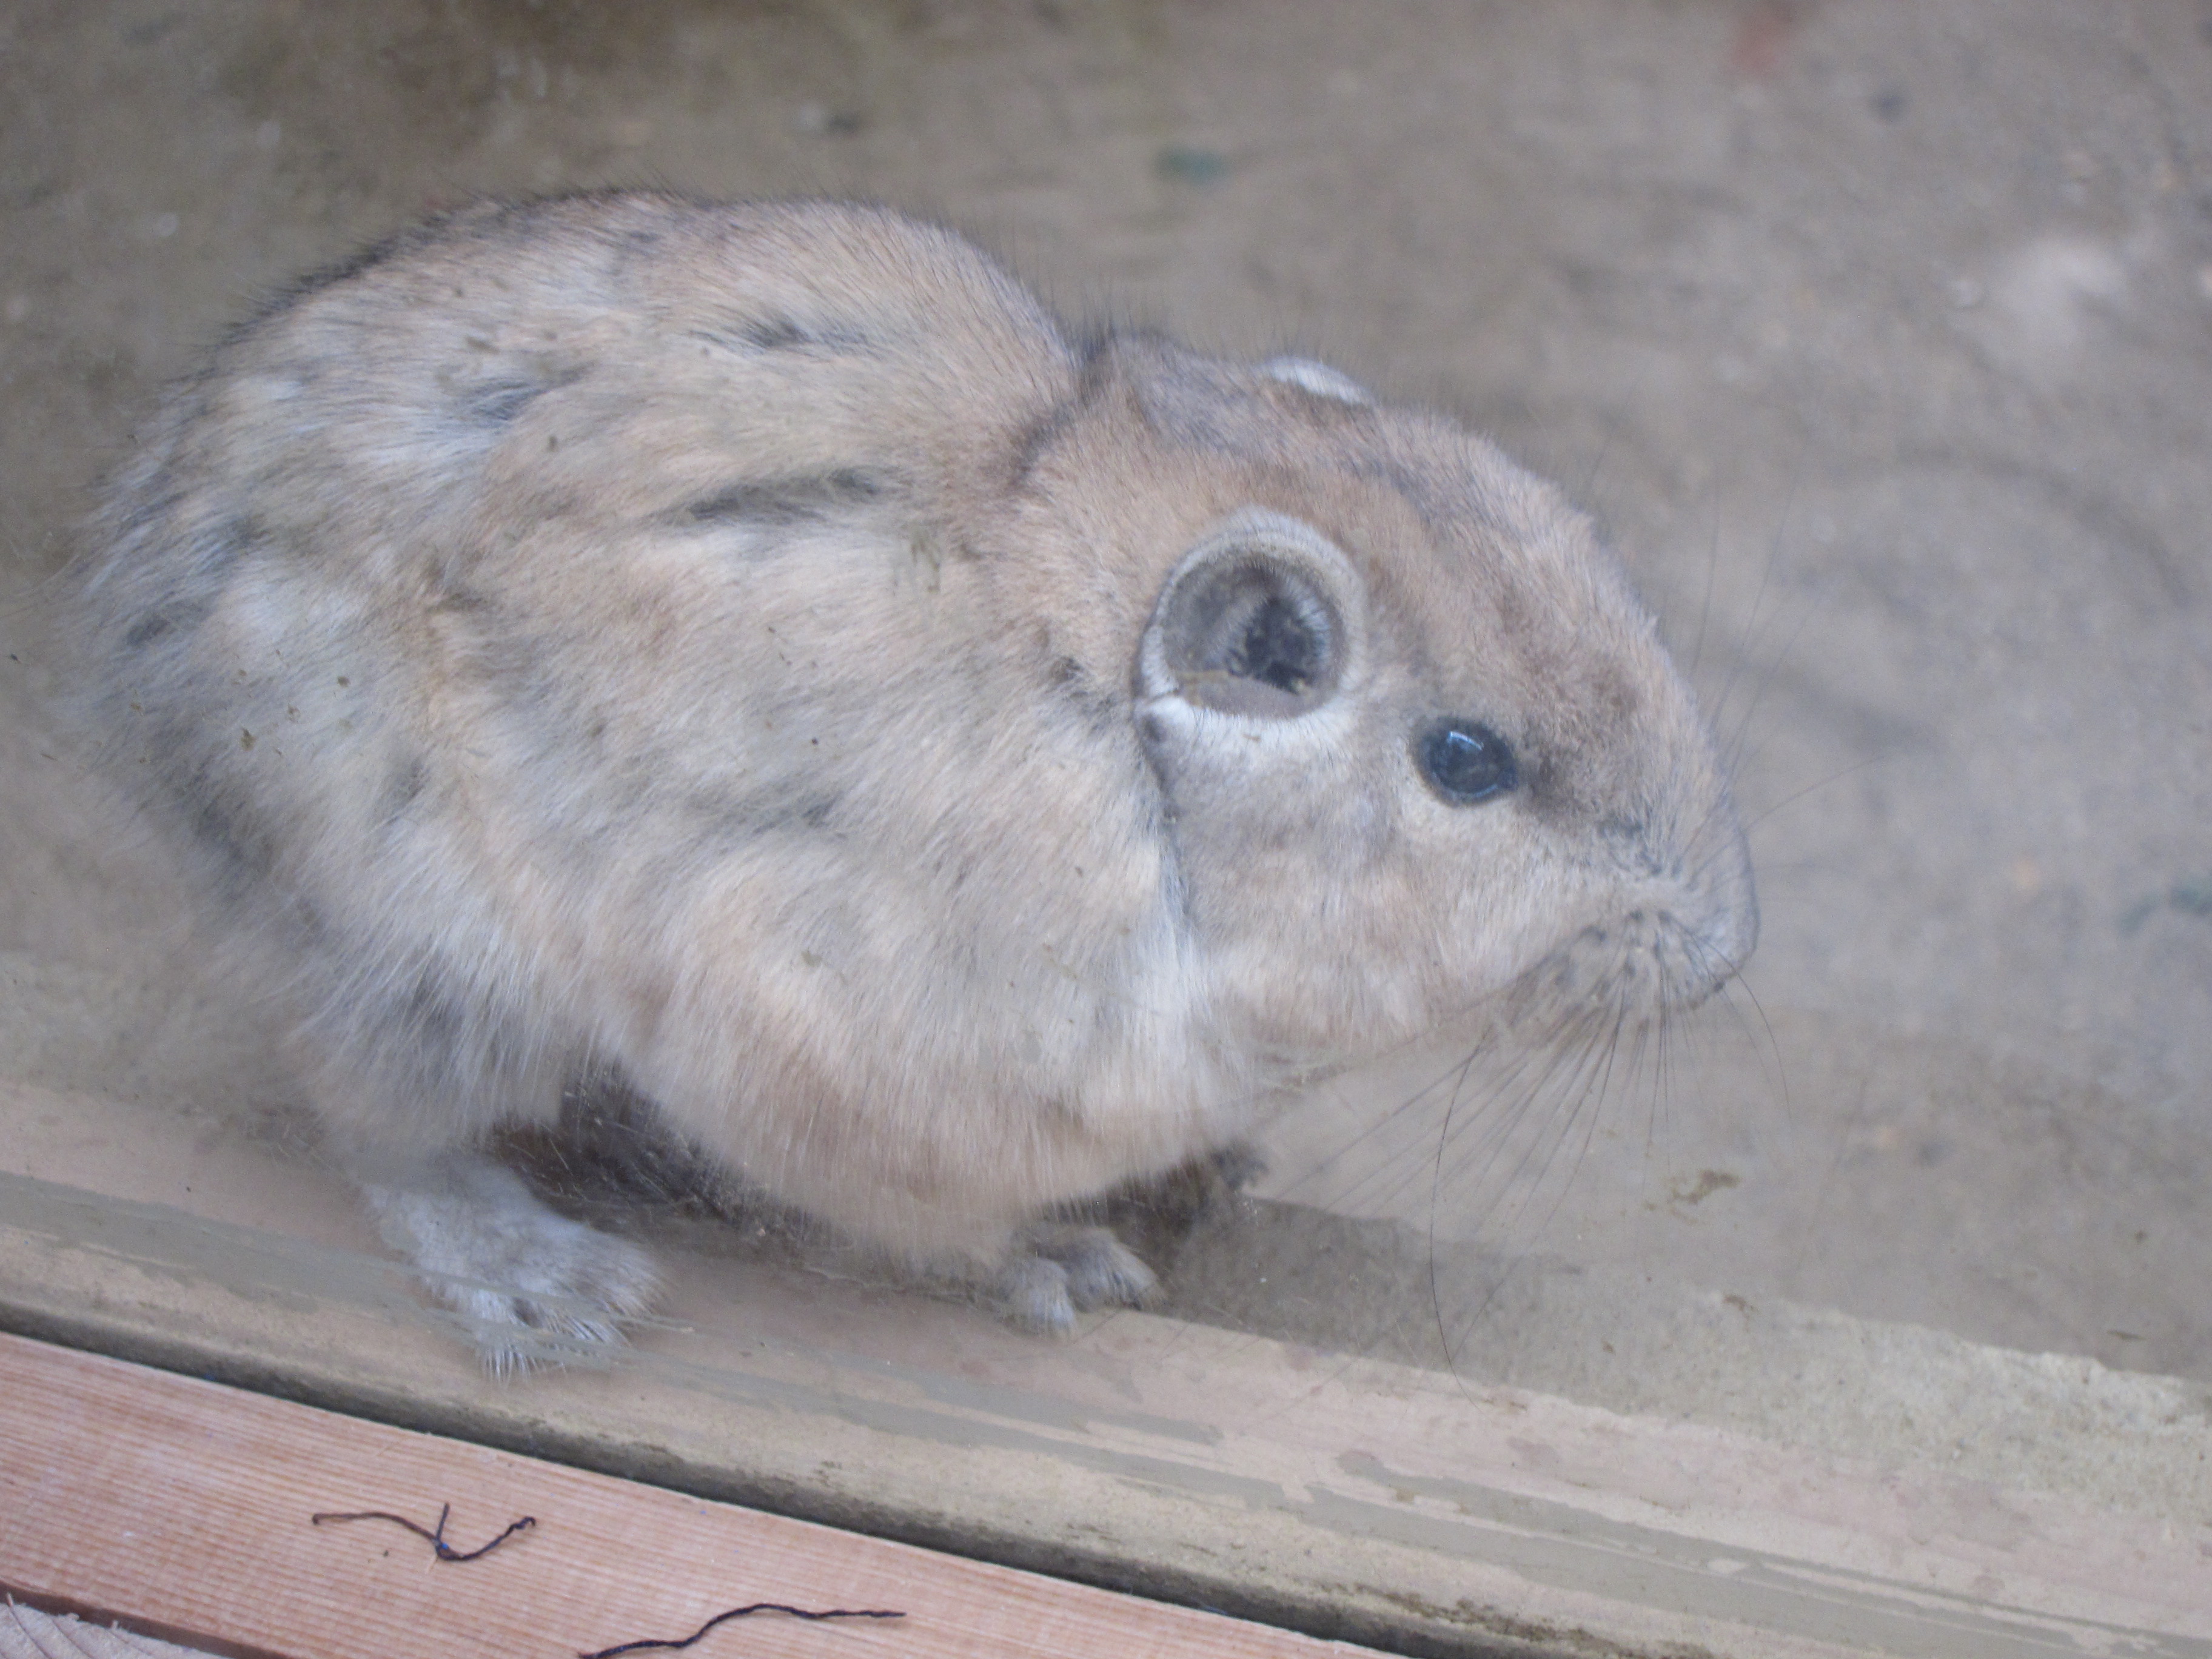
<box><xmin>1703</xmin><ymin>477</ymin><xmax>1792</xmax><ymax>741</ymax></box>
<box><xmin>1687</xmin><ymin>492</ymin><xmax>1724</xmax><ymax>686</ymax></box>
<box><xmin>1719</xmin><ymin>575</ymin><xmax>1825</xmax><ymax>784</ymax></box>
<box><xmin>1740</xmin><ymin>754</ymin><xmax>1881</xmax><ymax>834</ymax></box>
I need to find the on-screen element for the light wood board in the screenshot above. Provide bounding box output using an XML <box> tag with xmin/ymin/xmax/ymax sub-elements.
<box><xmin>0</xmin><ymin>1332</ymin><xmax>1381</xmax><ymax>1659</ymax></box>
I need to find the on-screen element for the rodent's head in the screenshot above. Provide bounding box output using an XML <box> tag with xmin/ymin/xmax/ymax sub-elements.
<box><xmin>1005</xmin><ymin>337</ymin><xmax>1756</xmax><ymax>1066</ymax></box>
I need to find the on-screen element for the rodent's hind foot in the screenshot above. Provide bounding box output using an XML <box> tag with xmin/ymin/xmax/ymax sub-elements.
<box><xmin>994</xmin><ymin>1225</ymin><xmax>1157</xmax><ymax>1333</ymax></box>
<box><xmin>357</xmin><ymin>1151</ymin><xmax>661</xmax><ymax>1373</ymax></box>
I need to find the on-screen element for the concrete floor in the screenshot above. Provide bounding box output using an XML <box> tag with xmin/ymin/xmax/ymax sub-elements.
<box><xmin>1</xmin><ymin>0</ymin><xmax>2207</xmax><ymax>1470</ymax></box>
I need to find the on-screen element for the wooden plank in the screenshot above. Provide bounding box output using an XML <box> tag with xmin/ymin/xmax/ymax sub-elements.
<box><xmin>0</xmin><ymin>1333</ymin><xmax>1382</xmax><ymax>1659</ymax></box>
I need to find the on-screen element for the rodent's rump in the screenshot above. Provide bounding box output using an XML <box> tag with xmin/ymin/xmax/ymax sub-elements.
<box><xmin>63</xmin><ymin>194</ymin><xmax>1755</xmax><ymax>1366</ymax></box>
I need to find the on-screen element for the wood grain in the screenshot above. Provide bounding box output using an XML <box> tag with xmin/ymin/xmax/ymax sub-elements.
<box><xmin>0</xmin><ymin>1333</ymin><xmax>1380</xmax><ymax>1659</ymax></box>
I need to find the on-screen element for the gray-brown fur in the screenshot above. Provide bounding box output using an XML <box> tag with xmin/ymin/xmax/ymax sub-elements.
<box><xmin>59</xmin><ymin>193</ymin><xmax>1755</xmax><ymax>1367</ymax></box>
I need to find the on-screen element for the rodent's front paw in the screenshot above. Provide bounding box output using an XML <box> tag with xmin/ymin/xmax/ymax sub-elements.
<box><xmin>443</xmin><ymin>1222</ymin><xmax>662</xmax><ymax>1375</ymax></box>
<box><xmin>361</xmin><ymin>1155</ymin><xmax>661</xmax><ymax>1373</ymax></box>
<box><xmin>995</xmin><ymin>1225</ymin><xmax>1158</xmax><ymax>1332</ymax></box>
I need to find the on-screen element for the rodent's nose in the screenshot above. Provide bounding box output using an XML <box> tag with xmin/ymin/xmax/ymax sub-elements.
<box><xmin>1607</xmin><ymin>811</ymin><xmax>1759</xmax><ymax>1007</ymax></box>
<box><xmin>1684</xmin><ymin>833</ymin><xmax>1760</xmax><ymax>998</ymax></box>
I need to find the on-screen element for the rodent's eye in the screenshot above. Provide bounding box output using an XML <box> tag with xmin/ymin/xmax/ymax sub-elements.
<box><xmin>1156</xmin><ymin>551</ymin><xmax>1343</xmax><ymax>719</ymax></box>
<box><xmin>1418</xmin><ymin>719</ymin><xmax>1518</xmax><ymax>805</ymax></box>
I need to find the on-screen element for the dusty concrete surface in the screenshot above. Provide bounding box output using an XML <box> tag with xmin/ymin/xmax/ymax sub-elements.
<box><xmin>1</xmin><ymin>0</ymin><xmax>2208</xmax><ymax>1476</ymax></box>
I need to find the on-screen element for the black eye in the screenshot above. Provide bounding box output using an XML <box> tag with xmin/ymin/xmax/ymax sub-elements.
<box><xmin>1418</xmin><ymin>720</ymin><xmax>1518</xmax><ymax>804</ymax></box>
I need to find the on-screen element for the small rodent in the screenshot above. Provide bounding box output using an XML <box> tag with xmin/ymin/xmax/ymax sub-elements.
<box><xmin>62</xmin><ymin>194</ymin><xmax>1756</xmax><ymax>1368</ymax></box>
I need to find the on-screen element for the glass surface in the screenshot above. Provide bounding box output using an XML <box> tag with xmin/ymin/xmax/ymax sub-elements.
<box><xmin>2</xmin><ymin>4</ymin><xmax>2206</xmax><ymax>1652</ymax></box>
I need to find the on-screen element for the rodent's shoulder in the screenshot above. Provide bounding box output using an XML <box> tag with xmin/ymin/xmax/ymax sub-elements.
<box><xmin>139</xmin><ymin>199</ymin><xmax>1073</xmax><ymax>563</ymax></box>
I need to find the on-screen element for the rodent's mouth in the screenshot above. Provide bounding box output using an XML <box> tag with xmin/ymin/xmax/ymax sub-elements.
<box><xmin>1504</xmin><ymin>902</ymin><xmax>1752</xmax><ymax>1031</ymax></box>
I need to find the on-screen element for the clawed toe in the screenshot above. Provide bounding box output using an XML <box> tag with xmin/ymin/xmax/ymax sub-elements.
<box><xmin>359</xmin><ymin>1152</ymin><xmax>662</xmax><ymax>1372</ymax></box>
<box><xmin>995</xmin><ymin>1225</ymin><xmax>1156</xmax><ymax>1331</ymax></box>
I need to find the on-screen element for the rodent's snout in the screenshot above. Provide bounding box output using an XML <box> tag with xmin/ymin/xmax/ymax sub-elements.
<box><xmin>1517</xmin><ymin>896</ymin><xmax>1754</xmax><ymax>1028</ymax></box>
<box><xmin>1663</xmin><ymin>868</ymin><xmax>1761</xmax><ymax>1011</ymax></box>
<box><xmin>1699</xmin><ymin>837</ymin><xmax>1762</xmax><ymax>998</ymax></box>
<box><xmin>1544</xmin><ymin>808</ymin><xmax>1760</xmax><ymax>1021</ymax></box>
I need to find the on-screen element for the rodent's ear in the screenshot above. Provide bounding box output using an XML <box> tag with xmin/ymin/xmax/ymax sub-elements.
<box><xmin>1138</xmin><ymin>509</ymin><xmax>1367</xmax><ymax>720</ymax></box>
<box><xmin>1255</xmin><ymin>357</ymin><xmax>1372</xmax><ymax>406</ymax></box>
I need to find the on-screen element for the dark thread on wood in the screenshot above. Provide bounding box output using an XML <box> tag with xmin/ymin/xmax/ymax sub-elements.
<box><xmin>310</xmin><ymin>1502</ymin><xmax>537</xmax><ymax>1561</ymax></box>
<box><xmin>578</xmin><ymin>1603</ymin><xmax>907</xmax><ymax>1658</ymax></box>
